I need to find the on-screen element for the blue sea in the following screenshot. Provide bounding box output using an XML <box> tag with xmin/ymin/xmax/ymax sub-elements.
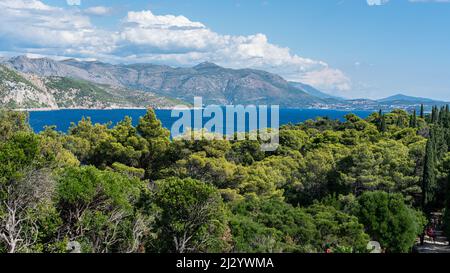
<box><xmin>28</xmin><ymin>109</ymin><xmax>374</xmax><ymax>134</ymax></box>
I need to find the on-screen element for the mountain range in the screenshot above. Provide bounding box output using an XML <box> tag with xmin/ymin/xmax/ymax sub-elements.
<box><xmin>0</xmin><ymin>63</ymin><xmax>182</xmax><ymax>109</ymax></box>
<box><xmin>0</xmin><ymin>56</ymin><xmax>448</xmax><ymax>110</ymax></box>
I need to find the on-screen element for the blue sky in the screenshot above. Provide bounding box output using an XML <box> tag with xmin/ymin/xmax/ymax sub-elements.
<box><xmin>1</xmin><ymin>0</ymin><xmax>450</xmax><ymax>100</ymax></box>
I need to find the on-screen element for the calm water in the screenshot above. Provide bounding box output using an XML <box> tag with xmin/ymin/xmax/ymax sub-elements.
<box><xmin>28</xmin><ymin>108</ymin><xmax>373</xmax><ymax>133</ymax></box>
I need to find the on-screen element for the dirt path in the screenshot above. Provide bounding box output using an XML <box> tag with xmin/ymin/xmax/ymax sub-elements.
<box><xmin>415</xmin><ymin>230</ymin><xmax>450</xmax><ymax>253</ymax></box>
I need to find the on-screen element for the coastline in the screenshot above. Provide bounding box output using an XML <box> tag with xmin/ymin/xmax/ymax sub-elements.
<box><xmin>13</xmin><ymin>106</ymin><xmax>378</xmax><ymax>112</ymax></box>
<box><xmin>14</xmin><ymin>106</ymin><xmax>173</xmax><ymax>112</ymax></box>
<box><xmin>6</xmin><ymin>104</ymin><xmax>434</xmax><ymax>112</ymax></box>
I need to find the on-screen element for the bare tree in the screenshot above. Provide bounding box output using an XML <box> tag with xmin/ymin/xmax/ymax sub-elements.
<box><xmin>58</xmin><ymin>188</ymin><xmax>150</xmax><ymax>253</ymax></box>
<box><xmin>172</xmin><ymin>197</ymin><xmax>218</xmax><ymax>253</ymax></box>
<box><xmin>125</xmin><ymin>213</ymin><xmax>153</xmax><ymax>253</ymax></box>
<box><xmin>0</xmin><ymin>169</ymin><xmax>55</xmax><ymax>253</ymax></box>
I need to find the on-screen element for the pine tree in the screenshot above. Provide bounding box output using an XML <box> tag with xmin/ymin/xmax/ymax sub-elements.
<box><xmin>137</xmin><ymin>108</ymin><xmax>170</xmax><ymax>140</ymax></box>
<box><xmin>136</xmin><ymin>108</ymin><xmax>171</xmax><ymax>179</ymax></box>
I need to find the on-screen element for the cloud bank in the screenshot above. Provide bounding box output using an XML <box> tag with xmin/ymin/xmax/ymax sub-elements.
<box><xmin>0</xmin><ymin>0</ymin><xmax>351</xmax><ymax>92</ymax></box>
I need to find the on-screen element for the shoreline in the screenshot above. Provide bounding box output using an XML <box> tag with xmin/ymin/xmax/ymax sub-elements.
<box><xmin>8</xmin><ymin>106</ymin><xmax>379</xmax><ymax>112</ymax></box>
<box><xmin>14</xmin><ymin>107</ymin><xmax>173</xmax><ymax>112</ymax></box>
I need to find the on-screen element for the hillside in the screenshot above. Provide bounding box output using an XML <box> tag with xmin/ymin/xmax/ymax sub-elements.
<box><xmin>0</xmin><ymin>65</ymin><xmax>182</xmax><ymax>109</ymax></box>
<box><xmin>5</xmin><ymin>57</ymin><xmax>326</xmax><ymax>107</ymax></box>
<box><xmin>1</xmin><ymin>56</ymin><xmax>449</xmax><ymax>110</ymax></box>
<box><xmin>0</xmin><ymin>65</ymin><xmax>57</xmax><ymax>109</ymax></box>
<box><xmin>377</xmin><ymin>94</ymin><xmax>442</xmax><ymax>104</ymax></box>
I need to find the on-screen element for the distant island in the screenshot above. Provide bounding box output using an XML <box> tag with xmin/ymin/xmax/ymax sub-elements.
<box><xmin>1</xmin><ymin>56</ymin><xmax>448</xmax><ymax>111</ymax></box>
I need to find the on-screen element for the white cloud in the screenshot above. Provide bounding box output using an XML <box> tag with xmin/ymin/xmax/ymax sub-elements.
<box><xmin>84</xmin><ymin>6</ymin><xmax>112</xmax><ymax>16</ymax></box>
<box><xmin>116</xmin><ymin>10</ymin><xmax>351</xmax><ymax>91</ymax></box>
<box><xmin>126</xmin><ymin>10</ymin><xmax>205</xmax><ymax>29</ymax></box>
<box><xmin>67</xmin><ymin>0</ymin><xmax>81</xmax><ymax>6</ymax></box>
<box><xmin>300</xmin><ymin>68</ymin><xmax>351</xmax><ymax>92</ymax></box>
<box><xmin>367</xmin><ymin>0</ymin><xmax>389</xmax><ymax>5</ymax></box>
<box><xmin>0</xmin><ymin>0</ymin><xmax>351</xmax><ymax>92</ymax></box>
<box><xmin>0</xmin><ymin>0</ymin><xmax>54</xmax><ymax>10</ymax></box>
<box><xmin>0</xmin><ymin>0</ymin><xmax>115</xmax><ymax>56</ymax></box>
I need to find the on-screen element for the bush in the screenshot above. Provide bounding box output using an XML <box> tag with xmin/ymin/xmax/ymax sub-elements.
<box><xmin>151</xmin><ymin>177</ymin><xmax>229</xmax><ymax>253</ymax></box>
<box><xmin>354</xmin><ymin>191</ymin><xmax>426</xmax><ymax>253</ymax></box>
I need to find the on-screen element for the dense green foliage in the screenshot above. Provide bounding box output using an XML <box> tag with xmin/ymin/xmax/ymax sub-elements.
<box><xmin>1</xmin><ymin>106</ymin><xmax>449</xmax><ymax>253</ymax></box>
<box><xmin>355</xmin><ymin>191</ymin><xmax>426</xmax><ymax>253</ymax></box>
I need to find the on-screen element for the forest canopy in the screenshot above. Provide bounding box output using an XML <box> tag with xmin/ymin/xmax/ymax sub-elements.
<box><xmin>0</xmin><ymin>106</ymin><xmax>449</xmax><ymax>253</ymax></box>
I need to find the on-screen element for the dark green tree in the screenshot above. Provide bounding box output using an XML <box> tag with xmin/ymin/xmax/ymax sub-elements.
<box><xmin>151</xmin><ymin>177</ymin><xmax>228</xmax><ymax>253</ymax></box>
<box><xmin>56</xmin><ymin>166</ymin><xmax>147</xmax><ymax>253</ymax></box>
<box><xmin>355</xmin><ymin>191</ymin><xmax>426</xmax><ymax>253</ymax></box>
<box><xmin>136</xmin><ymin>108</ymin><xmax>171</xmax><ymax>178</ymax></box>
<box><xmin>439</xmin><ymin>106</ymin><xmax>445</xmax><ymax>124</ymax></box>
<box><xmin>410</xmin><ymin>109</ymin><xmax>417</xmax><ymax>128</ymax></box>
<box><xmin>443</xmin><ymin>174</ymin><xmax>450</xmax><ymax>237</ymax></box>
<box><xmin>230</xmin><ymin>198</ymin><xmax>317</xmax><ymax>253</ymax></box>
<box><xmin>380</xmin><ymin>114</ymin><xmax>387</xmax><ymax>132</ymax></box>
<box><xmin>422</xmin><ymin>136</ymin><xmax>437</xmax><ymax>213</ymax></box>
<box><xmin>306</xmin><ymin>204</ymin><xmax>370</xmax><ymax>253</ymax></box>
<box><xmin>0</xmin><ymin>110</ymin><xmax>31</xmax><ymax>142</ymax></box>
<box><xmin>431</xmin><ymin>106</ymin><xmax>439</xmax><ymax>124</ymax></box>
<box><xmin>137</xmin><ymin>108</ymin><xmax>170</xmax><ymax>140</ymax></box>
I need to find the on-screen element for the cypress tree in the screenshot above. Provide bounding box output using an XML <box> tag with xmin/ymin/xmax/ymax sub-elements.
<box><xmin>439</xmin><ymin>106</ymin><xmax>445</xmax><ymax>124</ymax></box>
<box><xmin>433</xmin><ymin>126</ymin><xmax>448</xmax><ymax>161</ymax></box>
<box><xmin>420</xmin><ymin>104</ymin><xmax>425</xmax><ymax>119</ymax></box>
<box><xmin>431</xmin><ymin>106</ymin><xmax>438</xmax><ymax>124</ymax></box>
<box><xmin>444</xmin><ymin>105</ymin><xmax>450</xmax><ymax>128</ymax></box>
<box><xmin>380</xmin><ymin>114</ymin><xmax>387</xmax><ymax>132</ymax></box>
<box><xmin>422</xmin><ymin>135</ymin><xmax>437</xmax><ymax>213</ymax></box>
<box><xmin>435</xmin><ymin>106</ymin><xmax>440</xmax><ymax>123</ymax></box>
<box><xmin>378</xmin><ymin>109</ymin><xmax>383</xmax><ymax>129</ymax></box>
<box><xmin>444</xmin><ymin>174</ymin><xmax>450</xmax><ymax>237</ymax></box>
<box><xmin>429</xmin><ymin>107</ymin><xmax>433</xmax><ymax>123</ymax></box>
<box><xmin>397</xmin><ymin>115</ymin><xmax>403</xmax><ymax>127</ymax></box>
<box><xmin>412</xmin><ymin>109</ymin><xmax>417</xmax><ymax>128</ymax></box>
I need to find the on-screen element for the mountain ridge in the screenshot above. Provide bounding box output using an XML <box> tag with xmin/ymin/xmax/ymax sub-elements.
<box><xmin>1</xmin><ymin>55</ymin><xmax>449</xmax><ymax>111</ymax></box>
<box><xmin>377</xmin><ymin>94</ymin><xmax>440</xmax><ymax>103</ymax></box>
<box><xmin>2</xmin><ymin>56</ymin><xmax>328</xmax><ymax>107</ymax></box>
<box><xmin>0</xmin><ymin>64</ymin><xmax>183</xmax><ymax>110</ymax></box>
